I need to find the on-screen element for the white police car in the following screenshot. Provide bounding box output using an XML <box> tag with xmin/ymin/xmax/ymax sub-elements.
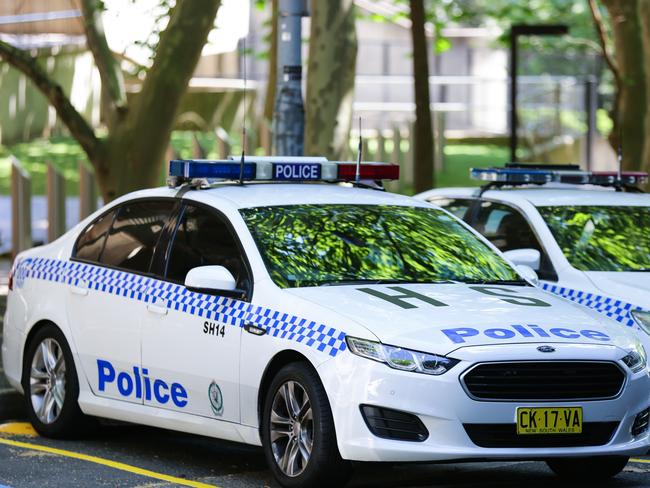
<box><xmin>416</xmin><ymin>164</ymin><xmax>650</xmax><ymax>352</ymax></box>
<box><xmin>3</xmin><ymin>158</ymin><xmax>649</xmax><ymax>487</ymax></box>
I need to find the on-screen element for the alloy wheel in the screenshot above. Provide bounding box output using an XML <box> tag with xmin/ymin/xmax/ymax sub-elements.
<box><xmin>269</xmin><ymin>380</ymin><xmax>313</xmax><ymax>477</ymax></box>
<box><xmin>30</xmin><ymin>338</ymin><xmax>66</xmax><ymax>424</ymax></box>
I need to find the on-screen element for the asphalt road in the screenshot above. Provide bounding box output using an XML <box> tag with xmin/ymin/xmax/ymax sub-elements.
<box><xmin>1</xmin><ymin>292</ymin><xmax>649</xmax><ymax>488</ymax></box>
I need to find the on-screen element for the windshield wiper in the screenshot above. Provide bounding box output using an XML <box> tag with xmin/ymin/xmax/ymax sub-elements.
<box><xmin>316</xmin><ymin>279</ymin><xmax>455</xmax><ymax>287</ymax></box>
<box><xmin>457</xmin><ymin>279</ymin><xmax>530</xmax><ymax>286</ymax></box>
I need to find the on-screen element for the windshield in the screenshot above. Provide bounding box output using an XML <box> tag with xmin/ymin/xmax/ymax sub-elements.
<box><xmin>538</xmin><ymin>205</ymin><xmax>650</xmax><ymax>272</ymax></box>
<box><xmin>240</xmin><ymin>204</ymin><xmax>520</xmax><ymax>288</ymax></box>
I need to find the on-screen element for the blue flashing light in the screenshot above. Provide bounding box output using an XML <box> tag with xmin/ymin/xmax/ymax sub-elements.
<box><xmin>471</xmin><ymin>167</ymin><xmax>552</xmax><ymax>184</ymax></box>
<box><xmin>169</xmin><ymin>160</ymin><xmax>255</xmax><ymax>180</ymax></box>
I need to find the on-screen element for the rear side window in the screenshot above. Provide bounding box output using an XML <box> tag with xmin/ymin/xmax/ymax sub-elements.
<box><xmin>74</xmin><ymin>210</ymin><xmax>115</xmax><ymax>262</ymax></box>
<box><xmin>100</xmin><ymin>200</ymin><xmax>174</xmax><ymax>274</ymax></box>
<box><xmin>165</xmin><ymin>204</ymin><xmax>249</xmax><ymax>289</ymax></box>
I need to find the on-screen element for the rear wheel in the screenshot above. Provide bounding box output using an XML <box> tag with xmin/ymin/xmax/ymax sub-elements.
<box><xmin>22</xmin><ymin>325</ymin><xmax>95</xmax><ymax>438</ymax></box>
<box><xmin>261</xmin><ymin>362</ymin><xmax>351</xmax><ymax>487</ymax></box>
<box><xmin>547</xmin><ymin>456</ymin><xmax>629</xmax><ymax>480</ymax></box>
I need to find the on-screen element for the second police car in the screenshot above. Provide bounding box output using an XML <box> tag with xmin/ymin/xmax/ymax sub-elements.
<box><xmin>416</xmin><ymin>164</ymin><xmax>650</xmax><ymax>355</ymax></box>
<box><xmin>2</xmin><ymin>157</ymin><xmax>649</xmax><ymax>487</ymax></box>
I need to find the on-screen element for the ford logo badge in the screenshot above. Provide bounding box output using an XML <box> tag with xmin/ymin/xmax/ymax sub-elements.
<box><xmin>537</xmin><ymin>345</ymin><xmax>556</xmax><ymax>353</ymax></box>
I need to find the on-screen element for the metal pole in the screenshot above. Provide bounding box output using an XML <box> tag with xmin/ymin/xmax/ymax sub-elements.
<box><xmin>585</xmin><ymin>77</ymin><xmax>597</xmax><ymax>170</ymax></box>
<box><xmin>509</xmin><ymin>29</ymin><xmax>518</xmax><ymax>162</ymax></box>
<box><xmin>11</xmin><ymin>156</ymin><xmax>31</xmax><ymax>258</ymax></box>
<box><xmin>273</xmin><ymin>0</ymin><xmax>307</xmax><ymax>156</ymax></box>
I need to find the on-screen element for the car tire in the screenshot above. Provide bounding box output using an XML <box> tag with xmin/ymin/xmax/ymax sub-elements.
<box><xmin>546</xmin><ymin>456</ymin><xmax>629</xmax><ymax>480</ymax></box>
<box><xmin>22</xmin><ymin>324</ymin><xmax>95</xmax><ymax>438</ymax></box>
<box><xmin>261</xmin><ymin>362</ymin><xmax>351</xmax><ymax>488</ymax></box>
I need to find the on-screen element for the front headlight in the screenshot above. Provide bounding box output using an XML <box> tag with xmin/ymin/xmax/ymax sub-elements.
<box><xmin>631</xmin><ymin>310</ymin><xmax>650</xmax><ymax>337</ymax></box>
<box><xmin>622</xmin><ymin>345</ymin><xmax>647</xmax><ymax>373</ymax></box>
<box><xmin>346</xmin><ymin>336</ymin><xmax>459</xmax><ymax>375</ymax></box>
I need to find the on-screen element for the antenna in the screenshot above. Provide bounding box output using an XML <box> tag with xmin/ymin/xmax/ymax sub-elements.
<box><xmin>239</xmin><ymin>35</ymin><xmax>248</xmax><ymax>185</ymax></box>
<box><xmin>355</xmin><ymin>117</ymin><xmax>363</xmax><ymax>183</ymax></box>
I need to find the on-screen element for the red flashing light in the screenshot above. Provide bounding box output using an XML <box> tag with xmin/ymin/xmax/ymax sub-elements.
<box><xmin>336</xmin><ymin>163</ymin><xmax>400</xmax><ymax>181</ymax></box>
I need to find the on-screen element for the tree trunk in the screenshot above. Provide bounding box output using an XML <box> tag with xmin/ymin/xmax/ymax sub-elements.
<box><xmin>305</xmin><ymin>0</ymin><xmax>357</xmax><ymax>159</ymax></box>
<box><xmin>409</xmin><ymin>0</ymin><xmax>435</xmax><ymax>193</ymax></box>
<box><xmin>602</xmin><ymin>0</ymin><xmax>646</xmax><ymax>170</ymax></box>
<box><xmin>264</xmin><ymin>0</ymin><xmax>278</xmax><ymax>123</ymax></box>
<box><xmin>639</xmin><ymin>0</ymin><xmax>650</xmax><ymax>172</ymax></box>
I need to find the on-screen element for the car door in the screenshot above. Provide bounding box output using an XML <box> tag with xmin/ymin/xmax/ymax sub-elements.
<box><xmin>67</xmin><ymin>199</ymin><xmax>176</xmax><ymax>405</ymax></box>
<box><xmin>141</xmin><ymin>202</ymin><xmax>252</xmax><ymax>421</ymax></box>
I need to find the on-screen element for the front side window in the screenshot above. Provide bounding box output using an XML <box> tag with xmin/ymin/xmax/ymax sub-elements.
<box><xmin>99</xmin><ymin>200</ymin><xmax>174</xmax><ymax>273</ymax></box>
<box><xmin>165</xmin><ymin>204</ymin><xmax>249</xmax><ymax>289</ymax></box>
<box><xmin>538</xmin><ymin>205</ymin><xmax>650</xmax><ymax>272</ymax></box>
<box><xmin>473</xmin><ymin>201</ymin><xmax>542</xmax><ymax>253</ymax></box>
<box><xmin>240</xmin><ymin>204</ymin><xmax>519</xmax><ymax>288</ymax></box>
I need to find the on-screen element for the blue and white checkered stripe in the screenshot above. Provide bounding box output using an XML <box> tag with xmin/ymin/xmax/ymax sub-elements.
<box><xmin>541</xmin><ymin>282</ymin><xmax>642</xmax><ymax>327</ymax></box>
<box><xmin>15</xmin><ymin>257</ymin><xmax>348</xmax><ymax>357</ymax></box>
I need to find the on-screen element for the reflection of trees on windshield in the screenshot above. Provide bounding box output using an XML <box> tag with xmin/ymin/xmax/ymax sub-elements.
<box><xmin>538</xmin><ymin>206</ymin><xmax>650</xmax><ymax>272</ymax></box>
<box><xmin>240</xmin><ymin>205</ymin><xmax>518</xmax><ymax>288</ymax></box>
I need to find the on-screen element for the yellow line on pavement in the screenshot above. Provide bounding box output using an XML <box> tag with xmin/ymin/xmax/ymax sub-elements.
<box><xmin>631</xmin><ymin>458</ymin><xmax>650</xmax><ymax>464</ymax></box>
<box><xmin>0</xmin><ymin>436</ymin><xmax>218</xmax><ymax>488</ymax></box>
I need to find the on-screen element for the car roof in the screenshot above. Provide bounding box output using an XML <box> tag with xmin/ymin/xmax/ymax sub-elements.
<box><xmin>419</xmin><ymin>185</ymin><xmax>650</xmax><ymax>207</ymax></box>
<box><xmin>118</xmin><ymin>183</ymin><xmax>430</xmax><ymax>210</ymax></box>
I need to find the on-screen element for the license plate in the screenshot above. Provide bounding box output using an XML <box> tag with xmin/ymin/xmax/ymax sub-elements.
<box><xmin>516</xmin><ymin>407</ymin><xmax>583</xmax><ymax>435</ymax></box>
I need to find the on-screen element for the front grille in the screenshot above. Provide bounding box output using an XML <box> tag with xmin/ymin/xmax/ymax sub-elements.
<box><xmin>360</xmin><ymin>405</ymin><xmax>429</xmax><ymax>442</ymax></box>
<box><xmin>464</xmin><ymin>422</ymin><xmax>619</xmax><ymax>448</ymax></box>
<box><xmin>462</xmin><ymin>361</ymin><xmax>625</xmax><ymax>401</ymax></box>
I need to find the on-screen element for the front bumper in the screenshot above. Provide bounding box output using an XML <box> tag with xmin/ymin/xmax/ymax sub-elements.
<box><xmin>317</xmin><ymin>343</ymin><xmax>650</xmax><ymax>462</ymax></box>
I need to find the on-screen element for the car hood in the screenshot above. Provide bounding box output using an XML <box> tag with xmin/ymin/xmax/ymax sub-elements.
<box><xmin>587</xmin><ymin>271</ymin><xmax>650</xmax><ymax>309</ymax></box>
<box><xmin>284</xmin><ymin>283</ymin><xmax>638</xmax><ymax>355</ymax></box>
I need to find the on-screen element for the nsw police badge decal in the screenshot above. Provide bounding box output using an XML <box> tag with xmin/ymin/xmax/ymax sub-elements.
<box><xmin>208</xmin><ymin>381</ymin><xmax>224</xmax><ymax>416</ymax></box>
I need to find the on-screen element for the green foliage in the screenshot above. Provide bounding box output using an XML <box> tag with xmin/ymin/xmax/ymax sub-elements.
<box><xmin>436</xmin><ymin>144</ymin><xmax>510</xmax><ymax>188</ymax></box>
<box><xmin>241</xmin><ymin>204</ymin><xmax>518</xmax><ymax>288</ymax></box>
<box><xmin>596</xmin><ymin>108</ymin><xmax>613</xmax><ymax>136</ymax></box>
<box><xmin>538</xmin><ymin>206</ymin><xmax>650</xmax><ymax>271</ymax></box>
<box><xmin>0</xmin><ymin>136</ymin><xmax>88</xmax><ymax>195</ymax></box>
<box><xmin>369</xmin><ymin>0</ymin><xmax>601</xmax><ymax>65</ymax></box>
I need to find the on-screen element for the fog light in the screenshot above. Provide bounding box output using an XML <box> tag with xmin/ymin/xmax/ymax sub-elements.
<box><xmin>632</xmin><ymin>408</ymin><xmax>650</xmax><ymax>437</ymax></box>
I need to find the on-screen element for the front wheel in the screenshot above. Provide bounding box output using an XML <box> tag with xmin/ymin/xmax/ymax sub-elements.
<box><xmin>547</xmin><ymin>456</ymin><xmax>629</xmax><ymax>480</ymax></box>
<box><xmin>261</xmin><ymin>362</ymin><xmax>351</xmax><ymax>487</ymax></box>
<box><xmin>22</xmin><ymin>325</ymin><xmax>95</xmax><ymax>438</ymax></box>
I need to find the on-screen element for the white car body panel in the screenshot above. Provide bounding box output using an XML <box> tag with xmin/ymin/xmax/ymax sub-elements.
<box><xmin>2</xmin><ymin>183</ymin><xmax>649</xmax><ymax>463</ymax></box>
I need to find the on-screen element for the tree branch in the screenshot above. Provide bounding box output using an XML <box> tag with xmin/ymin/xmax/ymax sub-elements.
<box><xmin>80</xmin><ymin>0</ymin><xmax>127</xmax><ymax>112</ymax></box>
<box><xmin>588</xmin><ymin>0</ymin><xmax>621</xmax><ymax>91</ymax></box>
<box><xmin>0</xmin><ymin>39</ymin><xmax>100</xmax><ymax>162</ymax></box>
<box><xmin>126</xmin><ymin>0</ymin><xmax>221</xmax><ymax>156</ymax></box>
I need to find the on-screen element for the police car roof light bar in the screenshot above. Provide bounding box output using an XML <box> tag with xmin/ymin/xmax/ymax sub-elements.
<box><xmin>471</xmin><ymin>164</ymin><xmax>648</xmax><ymax>191</ymax></box>
<box><xmin>168</xmin><ymin>158</ymin><xmax>399</xmax><ymax>187</ymax></box>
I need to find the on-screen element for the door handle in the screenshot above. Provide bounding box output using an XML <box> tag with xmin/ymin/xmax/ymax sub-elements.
<box><xmin>69</xmin><ymin>284</ymin><xmax>89</xmax><ymax>296</ymax></box>
<box><xmin>244</xmin><ymin>323</ymin><xmax>266</xmax><ymax>336</ymax></box>
<box><xmin>147</xmin><ymin>302</ymin><xmax>168</xmax><ymax>316</ymax></box>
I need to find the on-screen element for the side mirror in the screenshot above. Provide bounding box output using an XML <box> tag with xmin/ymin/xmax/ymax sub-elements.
<box><xmin>185</xmin><ymin>265</ymin><xmax>244</xmax><ymax>298</ymax></box>
<box><xmin>502</xmin><ymin>248</ymin><xmax>541</xmax><ymax>271</ymax></box>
